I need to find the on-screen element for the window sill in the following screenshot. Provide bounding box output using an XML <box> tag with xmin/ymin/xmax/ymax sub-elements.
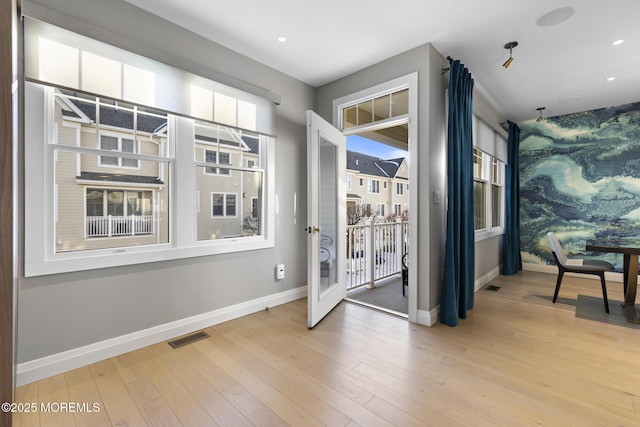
<box><xmin>475</xmin><ymin>228</ymin><xmax>505</xmax><ymax>242</ymax></box>
<box><xmin>24</xmin><ymin>238</ymin><xmax>274</xmax><ymax>277</ymax></box>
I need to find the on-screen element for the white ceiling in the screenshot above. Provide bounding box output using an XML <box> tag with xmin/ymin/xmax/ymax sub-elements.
<box><xmin>123</xmin><ymin>0</ymin><xmax>640</xmax><ymax>123</ymax></box>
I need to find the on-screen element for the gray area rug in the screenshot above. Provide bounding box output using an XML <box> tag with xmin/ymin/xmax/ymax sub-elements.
<box><xmin>347</xmin><ymin>276</ymin><xmax>408</xmax><ymax>315</ymax></box>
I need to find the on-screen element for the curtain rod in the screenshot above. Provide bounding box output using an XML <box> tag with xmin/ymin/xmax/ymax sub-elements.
<box><xmin>442</xmin><ymin>56</ymin><xmax>454</xmax><ymax>75</ymax></box>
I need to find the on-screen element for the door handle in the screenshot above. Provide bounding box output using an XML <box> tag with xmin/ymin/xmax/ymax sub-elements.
<box><xmin>313</xmin><ymin>226</ymin><xmax>321</xmax><ymax>233</ymax></box>
<box><xmin>305</xmin><ymin>226</ymin><xmax>321</xmax><ymax>234</ymax></box>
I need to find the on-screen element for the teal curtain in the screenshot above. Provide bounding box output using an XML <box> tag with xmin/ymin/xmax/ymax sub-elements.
<box><xmin>502</xmin><ymin>122</ymin><xmax>522</xmax><ymax>274</ymax></box>
<box><xmin>440</xmin><ymin>59</ymin><xmax>474</xmax><ymax>326</ymax></box>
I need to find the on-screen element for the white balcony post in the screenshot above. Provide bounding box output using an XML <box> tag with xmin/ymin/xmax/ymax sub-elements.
<box><xmin>365</xmin><ymin>219</ymin><xmax>375</xmax><ymax>288</ymax></box>
<box><xmin>107</xmin><ymin>214</ymin><xmax>113</xmax><ymax>237</ymax></box>
<box><xmin>396</xmin><ymin>217</ymin><xmax>403</xmax><ymax>274</ymax></box>
<box><xmin>131</xmin><ymin>214</ymin><xmax>136</xmax><ymax>235</ymax></box>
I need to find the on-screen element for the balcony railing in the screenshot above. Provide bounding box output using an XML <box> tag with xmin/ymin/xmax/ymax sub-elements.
<box><xmin>86</xmin><ymin>215</ymin><xmax>154</xmax><ymax>237</ymax></box>
<box><xmin>346</xmin><ymin>219</ymin><xmax>408</xmax><ymax>290</ymax></box>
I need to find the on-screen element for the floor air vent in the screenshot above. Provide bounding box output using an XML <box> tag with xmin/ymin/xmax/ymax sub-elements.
<box><xmin>486</xmin><ymin>285</ymin><xmax>501</xmax><ymax>292</ymax></box>
<box><xmin>168</xmin><ymin>331</ymin><xmax>209</xmax><ymax>349</ymax></box>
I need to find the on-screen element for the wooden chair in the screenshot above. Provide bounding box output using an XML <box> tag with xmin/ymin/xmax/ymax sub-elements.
<box><xmin>547</xmin><ymin>232</ymin><xmax>614</xmax><ymax>313</ymax></box>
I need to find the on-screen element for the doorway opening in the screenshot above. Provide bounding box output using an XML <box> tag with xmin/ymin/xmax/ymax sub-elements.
<box><xmin>343</xmin><ymin>126</ymin><xmax>410</xmax><ymax>317</ymax></box>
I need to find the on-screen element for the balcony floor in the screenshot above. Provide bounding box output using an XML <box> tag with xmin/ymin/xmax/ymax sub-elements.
<box><xmin>346</xmin><ymin>275</ymin><xmax>408</xmax><ymax>317</ymax></box>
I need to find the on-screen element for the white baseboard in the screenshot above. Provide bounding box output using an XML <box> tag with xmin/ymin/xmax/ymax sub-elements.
<box><xmin>421</xmin><ymin>266</ymin><xmax>501</xmax><ymax>328</ymax></box>
<box><xmin>16</xmin><ymin>285</ymin><xmax>307</xmax><ymax>387</ymax></box>
<box><xmin>475</xmin><ymin>265</ymin><xmax>501</xmax><ymax>292</ymax></box>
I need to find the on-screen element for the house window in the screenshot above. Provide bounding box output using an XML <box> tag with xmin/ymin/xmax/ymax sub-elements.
<box><xmin>359</xmin><ymin>178</ymin><xmax>363</xmax><ymax>187</ymax></box>
<box><xmin>247</xmin><ymin>159</ymin><xmax>256</xmax><ymax>168</ymax></box>
<box><xmin>99</xmin><ymin>135</ymin><xmax>139</xmax><ymax>168</ymax></box>
<box><xmin>85</xmin><ymin>189</ymin><xmax>153</xmax><ymax>237</ymax></box>
<box><xmin>367</xmin><ymin>179</ymin><xmax>380</xmax><ymax>194</ymax></box>
<box><xmin>396</xmin><ymin>182</ymin><xmax>404</xmax><ymax>195</ymax></box>
<box><xmin>204</xmin><ymin>150</ymin><xmax>231</xmax><ymax>175</ymax></box>
<box><xmin>473</xmin><ymin>147</ymin><xmax>504</xmax><ymax>234</ymax></box>
<box><xmin>383</xmin><ymin>182</ymin><xmax>387</xmax><ymax>189</ymax></box>
<box><xmin>394</xmin><ymin>204</ymin><xmax>402</xmax><ymax>216</ymax></box>
<box><xmin>251</xmin><ymin>197</ymin><xmax>259</xmax><ymax>218</ymax></box>
<box><xmin>378</xmin><ymin>203</ymin><xmax>385</xmax><ymax>217</ymax></box>
<box><xmin>212</xmin><ymin>193</ymin><xmax>237</xmax><ymax>217</ymax></box>
<box><xmin>346</xmin><ymin>174</ymin><xmax>352</xmax><ymax>190</ymax></box>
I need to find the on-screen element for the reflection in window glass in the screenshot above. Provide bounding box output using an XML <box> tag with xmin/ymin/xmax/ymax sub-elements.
<box><xmin>198</xmin><ymin>168</ymin><xmax>263</xmax><ymax>240</ymax></box>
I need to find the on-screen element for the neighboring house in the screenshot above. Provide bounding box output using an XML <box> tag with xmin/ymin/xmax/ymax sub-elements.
<box><xmin>346</xmin><ymin>150</ymin><xmax>409</xmax><ymax>220</ymax></box>
<box><xmin>53</xmin><ymin>89</ymin><xmax>261</xmax><ymax>252</ymax></box>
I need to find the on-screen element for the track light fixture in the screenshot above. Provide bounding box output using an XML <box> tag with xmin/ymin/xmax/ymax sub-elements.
<box><xmin>536</xmin><ymin>107</ymin><xmax>546</xmax><ymax>123</ymax></box>
<box><xmin>503</xmin><ymin>41</ymin><xmax>518</xmax><ymax>68</ymax></box>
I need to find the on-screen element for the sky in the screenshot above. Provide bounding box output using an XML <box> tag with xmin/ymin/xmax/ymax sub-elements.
<box><xmin>346</xmin><ymin>135</ymin><xmax>409</xmax><ymax>161</ymax></box>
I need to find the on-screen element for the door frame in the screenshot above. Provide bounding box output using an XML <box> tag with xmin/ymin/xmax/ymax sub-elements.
<box><xmin>1</xmin><ymin>0</ymin><xmax>17</xmax><ymax>423</ymax></box>
<box><xmin>332</xmin><ymin>72</ymin><xmax>419</xmax><ymax>323</ymax></box>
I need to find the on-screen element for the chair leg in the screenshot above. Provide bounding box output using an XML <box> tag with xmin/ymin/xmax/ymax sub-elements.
<box><xmin>599</xmin><ymin>273</ymin><xmax>609</xmax><ymax>313</ymax></box>
<box><xmin>553</xmin><ymin>270</ymin><xmax>564</xmax><ymax>303</ymax></box>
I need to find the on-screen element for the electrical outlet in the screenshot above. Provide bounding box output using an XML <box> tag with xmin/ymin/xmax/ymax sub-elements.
<box><xmin>276</xmin><ymin>264</ymin><xmax>285</xmax><ymax>280</ymax></box>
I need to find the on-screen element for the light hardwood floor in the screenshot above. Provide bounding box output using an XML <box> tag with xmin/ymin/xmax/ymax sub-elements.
<box><xmin>13</xmin><ymin>270</ymin><xmax>640</xmax><ymax>426</ymax></box>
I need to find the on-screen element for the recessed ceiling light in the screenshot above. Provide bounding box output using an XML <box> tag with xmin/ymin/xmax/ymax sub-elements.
<box><xmin>536</xmin><ymin>7</ymin><xmax>575</xmax><ymax>27</ymax></box>
<box><xmin>612</xmin><ymin>39</ymin><xmax>624</xmax><ymax>46</ymax></box>
<box><xmin>277</xmin><ymin>36</ymin><xmax>287</xmax><ymax>43</ymax></box>
<box><xmin>606</xmin><ymin>77</ymin><xmax>616</xmax><ymax>82</ymax></box>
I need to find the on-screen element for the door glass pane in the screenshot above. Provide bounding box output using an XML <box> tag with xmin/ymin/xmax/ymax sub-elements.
<box><xmin>319</xmin><ymin>138</ymin><xmax>338</xmax><ymax>293</ymax></box>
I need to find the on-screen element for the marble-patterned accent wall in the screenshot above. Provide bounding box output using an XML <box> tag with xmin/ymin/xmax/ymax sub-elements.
<box><xmin>519</xmin><ymin>102</ymin><xmax>640</xmax><ymax>271</ymax></box>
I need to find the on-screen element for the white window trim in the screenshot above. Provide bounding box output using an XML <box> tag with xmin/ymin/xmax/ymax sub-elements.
<box><xmin>24</xmin><ymin>83</ymin><xmax>275</xmax><ymax>277</ymax></box>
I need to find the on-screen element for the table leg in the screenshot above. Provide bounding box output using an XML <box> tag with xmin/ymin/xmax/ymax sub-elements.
<box><xmin>624</xmin><ymin>254</ymin><xmax>639</xmax><ymax>324</ymax></box>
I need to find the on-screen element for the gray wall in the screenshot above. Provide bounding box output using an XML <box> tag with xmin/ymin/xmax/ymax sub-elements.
<box><xmin>315</xmin><ymin>44</ymin><xmax>449</xmax><ymax>313</ymax></box>
<box><xmin>17</xmin><ymin>0</ymin><xmax>313</xmax><ymax>363</ymax></box>
<box><xmin>315</xmin><ymin>46</ymin><xmax>506</xmax><ymax>312</ymax></box>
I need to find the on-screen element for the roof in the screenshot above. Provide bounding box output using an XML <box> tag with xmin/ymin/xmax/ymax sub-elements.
<box><xmin>61</xmin><ymin>99</ymin><xmax>168</xmax><ymax>134</ymax></box>
<box><xmin>347</xmin><ymin>150</ymin><xmax>406</xmax><ymax>179</ymax></box>
<box><xmin>60</xmin><ymin>95</ymin><xmax>260</xmax><ymax>155</ymax></box>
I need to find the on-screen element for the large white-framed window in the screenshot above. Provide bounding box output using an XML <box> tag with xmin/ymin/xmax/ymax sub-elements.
<box><xmin>473</xmin><ymin>147</ymin><xmax>505</xmax><ymax>238</ymax></box>
<box><xmin>396</xmin><ymin>182</ymin><xmax>404</xmax><ymax>195</ymax></box>
<box><xmin>473</xmin><ymin>115</ymin><xmax>507</xmax><ymax>241</ymax></box>
<box><xmin>377</xmin><ymin>203</ymin><xmax>385</xmax><ymax>217</ymax></box>
<box><xmin>24</xmin><ymin>17</ymin><xmax>278</xmax><ymax>276</ymax></box>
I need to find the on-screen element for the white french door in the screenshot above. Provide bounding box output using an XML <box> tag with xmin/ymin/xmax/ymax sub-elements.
<box><xmin>306</xmin><ymin>111</ymin><xmax>346</xmax><ymax>328</ymax></box>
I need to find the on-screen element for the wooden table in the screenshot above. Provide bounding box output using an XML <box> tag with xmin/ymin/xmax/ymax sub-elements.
<box><xmin>586</xmin><ymin>238</ymin><xmax>640</xmax><ymax>323</ymax></box>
